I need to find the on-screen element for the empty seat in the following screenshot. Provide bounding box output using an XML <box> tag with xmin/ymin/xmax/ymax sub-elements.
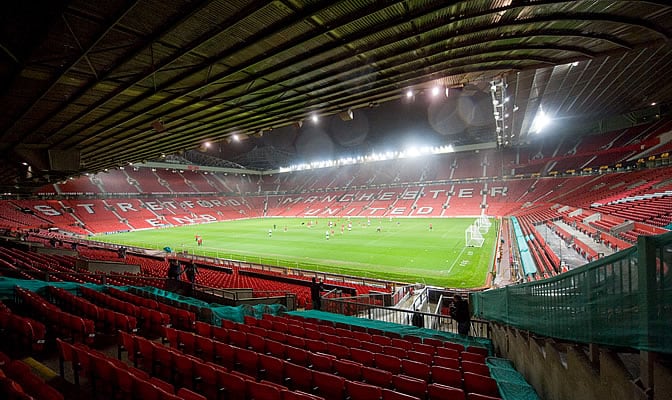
<box><xmin>412</xmin><ymin>343</ymin><xmax>435</xmax><ymax>355</ymax></box>
<box><xmin>462</xmin><ymin>352</ymin><xmax>487</xmax><ymax>364</ymax></box>
<box><xmin>466</xmin><ymin>393</ymin><xmax>502</xmax><ymax>400</ymax></box>
<box><xmin>462</xmin><ymin>361</ymin><xmax>490</xmax><ymax>377</ymax></box>
<box><xmin>375</xmin><ymin>353</ymin><xmax>402</xmax><ymax>374</ymax></box>
<box><xmin>436</xmin><ymin>347</ymin><xmax>461</xmax><ymax>359</ymax></box>
<box><xmin>431</xmin><ymin>365</ymin><xmax>463</xmax><ymax>388</ymax></box>
<box><xmin>433</xmin><ymin>355</ymin><xmax>460</xmax><ymax>370</ymax></box>
<box><xmin>350</xmin><ymin>348</ymin><xmax>375</xmax><ymax>367</ymax></box>
<box><xmin>312</xmin><ymin>370</ymin><xmax>345</xmax><ymax>400</ymax></box>
<box><xmin>282</xmin><ymin>390</ymin><xmax>326</xmax><ymax>400</ymax></box>
<box><xmin>248</xmin><ymin>380</ymin><xmax>284</xmax><ymax>400</ymax></box>
<box><xmin>217</xmin><ymin>369</ymin><xmax>247</xmax><ymax>399</ymax></box>
<box><xmin>466</xmin><ymin>346</ymin><xmax>489</xmax><ymax>357</ymax></box>
<box><xmin>327</xmin><ymin>343</ymin><xmax>350</xmax><ymax>359</ymax></box>
<box><xmin>176</xmin><ymin>387</ymin><xmax>206</xmax><ymax>400</ymax></box>
<box><xmin>284</xmin><ymin>363</ymin><xmax>313</xmax><ymax>393</ymax></box>
<box><xmin>259</xmin><ymin>354</ymin><xmax>285</xmax><ymax>384</ymax></box>
<box><xmin>347</xmin><ymin>380</ymin><xmax>382</xmax><ymax>400</ymax></box>
<box><xmin>235</xmin><ymin>348</ymin><xmax>259</xmax><ymax>377</ymax></box>
<box><xmin>402</xmin><ymin>359</ymin><xmax>431</xmax><ymax>381</ymax></box>
<box><xmin>428</xmin><ymin>383</ymin><xmax>466</xmax><ymax>400</ymax></box>
<box><xmin>333</xmin><ymin>359</ymin><xmax>363</xmax><ymax>381</ymax></box>
<box><xmin>406</xmin><ymin>350</ymin><xmax>433</xmax><ymax>365</ymax></box>
<box><xmin>393</xmin><ymin>374</ymin><xmax>427</xmax><ymax>399</ymax></box>
<box><xmin>463</xmin><ymin>372</ymin><xmax>500</xmax><ymax>398</ymax></box>
<box><xmin>381</xmin><ymin>388</ymin><xmax>421</xmax><ymax>400</ymax></box>
<box><xmin>383</xmin><ymin>345</ymin><xmax>407</xmax><ymax>359</ymax></box>
<box><xmin>362</xmin><ymin>366</ymin><xmax>392</xmax><ymax>388</ymax></box>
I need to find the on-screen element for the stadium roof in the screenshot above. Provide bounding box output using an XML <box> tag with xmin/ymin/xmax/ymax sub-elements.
<box><xmin>1</xmin><ymin>1</ymin><xmax>672</xmax><ymax>193</ymax></box>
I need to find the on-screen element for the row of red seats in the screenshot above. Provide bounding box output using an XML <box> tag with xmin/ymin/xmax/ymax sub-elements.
<box><xmin>80</xmin><ymin>286</ymin><xmax>169</xmax><ymax>337</ymax></box>
<box><xmin>162</xmin><ymin>318</ymin><xmax>500</xmax><ymax>400</ymax></box>
<box><xmin>15</xmin><ymin>287</ymin><xmax>95</xmax><ymax>344</ymax></box>
<box><xmin>106</xmin><ymin>287</ymin><xmax>194</xmax><ymax>331</ymax></box>
<box><xmin>56</xmin><ymin>338</ymin><xmax>208</xmax><ymax>400</ymax></box>
<box><xmin>119</xmin><ymin>331</ymin><xmax>325</xmax><ymax>400</ymax></box>
<box><xmin>159</xmin><ymin>322</ymin><xmax>499</xmax><ymax>400</ymax></box>
<box><xmin>261</xmin><ymin>313</ymin><xmax>488</xmax><ymax>358</ymax></box>
<box><xmin>0</xmin><ymin>352</ymin><xmax>63</xmax><ymax>400</ymax></box>
<box><xmin>221</xmin><ymin>318</ymin><xmax>488</xmax><ymax>374</ymax></box>
<box><xmin>46</xmin><ymin>286</ymin><xmax>137</xmax><ymax>333</ymax></box>
<box><xmin>177</xmin><ymin>323</ymin><xmax>493</xmax><ymax>394</ymax></box>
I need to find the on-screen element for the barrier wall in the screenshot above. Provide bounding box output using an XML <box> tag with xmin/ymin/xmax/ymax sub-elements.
<box><xmin>472</xmin><ymin>231</ymin><xmax>672</xmax><ymax>353</ymax></box>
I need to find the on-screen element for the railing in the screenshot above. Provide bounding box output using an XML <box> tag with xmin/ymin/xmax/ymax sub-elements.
<box><xmin>472</xmin><ymin>231</ymin><xmax>672</xmax><ymax>353</ymax></box>
<box><xmin>80</xmin><ymin>237</ymin><xmax>395</xmax><ymax>290</ymax></box>
<box><xmin>321</xmin><ymin>295</ymin><xmax>491</xmax><ymax>339</ymax></box>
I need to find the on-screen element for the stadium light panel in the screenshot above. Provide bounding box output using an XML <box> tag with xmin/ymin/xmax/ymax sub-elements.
<box><xmin>532</xmin><ymin>109</ymin><xmax>551</xmax><ymax>134</ymax></box>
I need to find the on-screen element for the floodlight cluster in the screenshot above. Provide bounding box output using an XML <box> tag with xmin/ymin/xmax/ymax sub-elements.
<box><xmin>490</xmin><ymin>77</ymin><xmax>514</xmax><ymax>147</ymax></box>
<box><xmin>279</xmin><ymin>144</ymin><xmax>454</xmax><ymax>172</ymax></box>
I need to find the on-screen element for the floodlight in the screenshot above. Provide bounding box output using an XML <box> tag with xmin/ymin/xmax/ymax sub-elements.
<box><xmin>406</xmin><ymin>89</ymin><xmax>414</xmax><ymax>98</ymax></box>
<box><xmin>203</xmin><ymin>141</ymin><xmax>211</xmax><ymax>148</ymax></box>
<box><xmin>532</xmin><ymin>109</ymin><xmax>551</xmax><ymax>134</ymax></box>
<box><xmin>651</xmin><ymin>102</ymin><xmax>657</xmax><ymax>106</ymax></box>
<box><xmin>571</xmin><ymin>61</ymin><xmax>579</xmax><ymax>67</ymax></box>
<box><xmin>312</xmin><ymin>114</ymin><xmax>319</xmax><ymax>123</ymax></box>
<box><xmin>431</xmin><ymin>86</ymin><xmax>441</xmax><ymax>97</ymax></box>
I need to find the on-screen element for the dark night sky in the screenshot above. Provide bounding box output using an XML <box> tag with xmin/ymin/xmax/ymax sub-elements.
<box><xmin>209</xmin><ymin>87</ymin><xmax>495</xmax><ymax>164</ymax></box>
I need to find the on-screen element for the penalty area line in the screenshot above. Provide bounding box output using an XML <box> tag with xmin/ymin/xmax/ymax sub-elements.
<box><xmin>445</xmin><ymin>246</ymin><xmax>468</xmax><ymax>275</ymax></box>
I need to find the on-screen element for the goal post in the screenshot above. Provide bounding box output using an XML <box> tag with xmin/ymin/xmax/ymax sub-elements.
<box><xmin>478</xmin><ymin>215</ymin><xmax>490</xmax><ymax>234</ymax></box>
<box><xmin>465</xmin><ymin>224</ymin><xmax>485</xmax><ymax>247</ymax></box>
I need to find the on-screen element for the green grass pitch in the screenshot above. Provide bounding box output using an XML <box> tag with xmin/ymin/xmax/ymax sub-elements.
<box><xmin>91</xmin><ymin>217</ymin><xmax>498</xmax><ymax>288</ymax></box>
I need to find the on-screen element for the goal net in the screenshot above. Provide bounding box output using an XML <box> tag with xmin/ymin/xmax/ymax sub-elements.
<box><xmin>477</xmin><ymin>215</ymin><xmax>491</xmax><ymax>234</ymax></box>
<box><xmin>465</xmin><ymin>224</ymin><xmax>485</xmax><ymax>247</ymax></box>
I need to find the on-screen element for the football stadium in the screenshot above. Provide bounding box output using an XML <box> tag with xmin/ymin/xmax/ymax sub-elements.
<box><xmin>0</xmin><ymin>2</ymin><xmax>671</xmax><ymax>400</ymax></box>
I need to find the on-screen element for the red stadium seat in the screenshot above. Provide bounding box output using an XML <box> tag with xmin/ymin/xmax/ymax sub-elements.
<box><xmin>347</xmin><ymin>380</ymin><xmax>382</xmax><ymax>400</ymax></box>
<box><xmin>428</xmin><ymin>383</ymin><xmax>467</xmax><ymax>400</ymax></box>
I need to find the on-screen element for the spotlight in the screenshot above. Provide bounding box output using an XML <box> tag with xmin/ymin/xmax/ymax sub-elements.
<box><xmin>232</xmin><ymin>134</ymin><xmax>239</xmax><ymax>142</ymax></box>
<box><xmin>203</xmin><ymin>141</ymin><xmax>211</xmax><ymax>148</ymax></box>
<box><xmin>312</xmin><ymin>114</ymin><xmax>319</xmax><ymax>123</ymax></box>
<box><xmin>431</xmin><ymin>86</ymin><xmax>441</xmax><ymax>97</ymax></box>
<box><xmin>406</xmin><ymin>89</ymin><xmax>413</xmax><ymax>99</ymax></box>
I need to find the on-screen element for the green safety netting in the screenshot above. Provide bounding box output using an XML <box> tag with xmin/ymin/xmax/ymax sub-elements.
<box><xmin>472</xmin><ymin>230</ymin><xmax>672</xmax><ymax>354</ymax></box>
<box><xmin>0</xmin><ymin>277</ymin><xmax>106</xmax><ymax>298</ymax></box>
<box><xmin>487</xmin><ymin>358</ymin><xmax>540</xmax><ymax>400</ymax></box>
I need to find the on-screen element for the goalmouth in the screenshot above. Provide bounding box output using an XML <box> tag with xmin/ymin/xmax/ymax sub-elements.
<box><xmin>465</xmin><ymin>215</ymin><xmax>490</xmax><ymax>248</ymax></box>
<box><xmin>465</xmin><ymin>224</ymin><xmax>485</xmax><ymax>247</ymax></box>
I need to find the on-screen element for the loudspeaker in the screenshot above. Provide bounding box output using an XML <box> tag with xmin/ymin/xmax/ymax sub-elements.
<box><xmin>48</xmin><ymin>150</ymin><xmax>80</xmax><ymax>171</ymax></box>
<box><xmin>338</xmin><ymin>109</ymin><xmax>353</xmax><ymax>121</ymax></box>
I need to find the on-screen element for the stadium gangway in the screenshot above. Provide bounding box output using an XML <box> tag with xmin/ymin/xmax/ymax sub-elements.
<box><xmin>321</xmin><ymin>296</ymin><xmax>490</xmax><ymax>339</ymax></box>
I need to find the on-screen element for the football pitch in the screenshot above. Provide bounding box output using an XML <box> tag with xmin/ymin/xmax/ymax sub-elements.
<box><xmin>91</xmin><ymin>217</ymin><xmax>498</xmax><ymax>288</ymax></box>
